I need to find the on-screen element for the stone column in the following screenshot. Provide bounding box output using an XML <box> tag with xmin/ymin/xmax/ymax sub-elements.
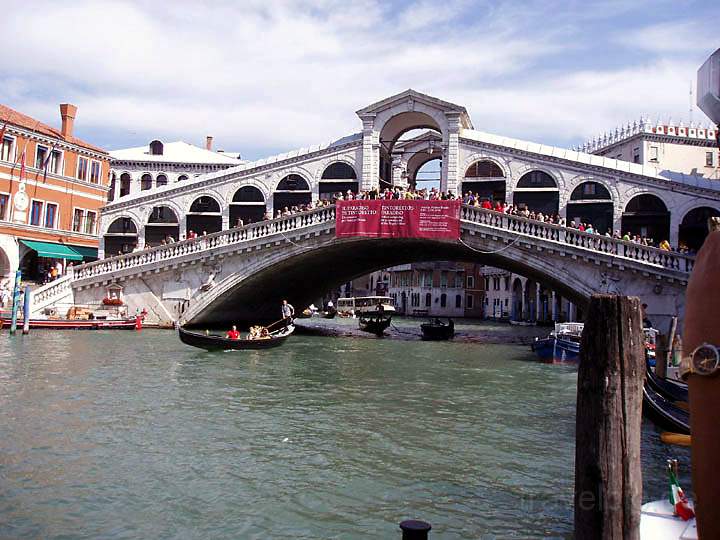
<box><xmin>392</xmin><ymin>155</ymin><xmax>407</xmax><ymax>188</ymax></box>
<box><xmin>359</xmin><ymin>114</ymin><xmax>377</xmax><ymax>191</ymax></box>
<box><xmin>536</xmin><ymin>287</ymin><xmax>541</xmax><ymax>322</ymax></box>
<box><xmin>443</xmin><ymin>113</ymin><xmax>461</xmax><ymax>195</ymax></box>
<box><xmin>221</xmin><ymin>205</ymin><xmax>230</xmax><ymax>230</ymax></box>
<box><xmin>668</xmin><ymin>209</ymin><xmax>681</xmax><ymax>248</ymax></box>
<box><xmin>551</xmin><ymin>291</ymin><xmax>557</xmax><ymax>321</ymax></box>
<box><xmin>179</xmin><ymin>215</ymin><xmax>188</xmax><ymax>239</ymax></box>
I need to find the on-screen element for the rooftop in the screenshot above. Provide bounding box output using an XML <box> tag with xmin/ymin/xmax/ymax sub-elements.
<box><xmin>110</xmin><ymin>141</ymin><xmax>245</xmax><ymax>165</ymax></box>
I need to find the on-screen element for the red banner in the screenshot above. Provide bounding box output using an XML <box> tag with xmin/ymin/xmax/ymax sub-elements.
<box><xmin>336</xmin><ymin>200</ymin><xmax>461</xmax><ymax>239</ymax></box>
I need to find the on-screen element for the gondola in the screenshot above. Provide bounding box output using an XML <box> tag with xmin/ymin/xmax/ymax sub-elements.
<box><xmin>358</xmin><ymin>316</ymin><xmax>391</xmax><ymax>337</ymax></box>
<box><xmin>642</xmin><ymin>382</ymin><xmax>690</xmax><ymax>435</ymax></box>
<box><xmin>323</xmin><ymin>308</ymin><xmax>337</xmax><ymax>319</ymax></box>
<box><xmin>420</xmin><ymin>319</ymin><xmax>455</xmax><ymax>341</ymax></box>
<box><xmin>178</xmin><ymin>324</ymin><xmax>294</xmax><ymax>351</ymax></box>
<box><xmin>645</xmin><ymin>366</ymin><xmax>689</xmax><ymax>404</ymax></box>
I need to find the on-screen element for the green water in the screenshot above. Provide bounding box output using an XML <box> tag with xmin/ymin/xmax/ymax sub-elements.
<box><xmin>0</xmin><ymin>326</ymin><xmax>690</xmax><ymax>539</ymax></box>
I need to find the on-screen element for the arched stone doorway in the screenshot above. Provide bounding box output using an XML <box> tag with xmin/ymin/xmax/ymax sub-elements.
<box><xmin>273</xmin><ymin>174</ymin><xmax>311</xmax><ymax>214</ymax></box>
<box><xmin>230</xmin><ymin>186</ymin><xmax>266</xmax><ymax>227</ymax></box>
<box><xmin>462</xmin><ymin>160</ymin><xmax>506</xmax><ymax>202</ymax></box>
<box><xmin>145</xmin><ymin>206</ymin><xmax>180</xmax><ymax>246</ymax></box>
<box><xmin>621</xmin><ymin>194</ymin><xmax>670</xmax><ymax>243</ymax></box>
<box><xmin>678</xmin><ymin>206</ymin><xmax>720</xmax><ymax>251</ymax></box>
<box><xmin>567</xmin><ymin>181</ymin><xmax>614</xmax><ymax>233</ymax></box>
<box><xmin>319</xmin><ymin>163</ymin><xmax>358</xmax><ymax>200</ymax></box>
<box><xmin>511</xmin><ymin>277</ymin><xmax>523</xmax><ymax>321</ymax></box>
<box><xmin>104</xmin><ymin>217</ymin><xmax>138</xmax><ymax>256</ymax></box>
<box><xmin>187</xmin><ymin>196</ymin><xmax>222</xmax><ymax>236</ymax></box>
<box><xmin>513</xmin><ymin>171</ymin><xmax>559</xmax><ymax>215</ymax></box>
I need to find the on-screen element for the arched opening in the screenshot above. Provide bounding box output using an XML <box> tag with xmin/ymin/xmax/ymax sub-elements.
<box><xmin>230</xmin><ymin>186</ymin><xmax>266</xmax><ymax>227</ymax></box>
<box><xmin>178</xmin><ymin>175</ymin><xmax>189</xmax><ymax>182</ymax></box>
<box><xmin>679</xmin><ymin>206</ymin><xmax>720</xmax><ymax>252</ymax></box>
<box><xmin>108</xmin><ymin>173</ymin><xmax>116</xmax><ymax>202</ymax></box>
<box><xmin>273</xmin><ymin>174</ymin><xmax>311</xmax><ymax>215</ymax></box>
<box><xmin>156</xmin><ymin>174</ymin><xmax>168</xmax><ymax>188</ymax></box>
<box><xmin>462</xmin><ymin>160</ymin><xmax>506</xmax><ymax>203</ymax></box>
<box><xmin>621</xmin><ymin>194</ymin><xmax>670</xmax><ymax>243</ymax></box>
<box><xmin>145</xmin><ymin>206</ymin><xmax>179</xmax><ymax>246</ymax></box>
<box><xmin>104</xmin><ymin>217</ymin><xmax>138</xmax><ymax>257</ymax></box>
<box><xmin>141</xmin><ymin>173</ymin><xmax>153</xmax><ymax>191</ymax></box>
<box><xmin>513</xmin><ymin>171</ymin><xmax>559</xmax><ymax>215</ymax></box>
<box><xmin>149</xmin><ymin>140</ymin><xmax>164</xmax><ymax>156</ymax></box>
<box><xmin>319</xmin><ymin>162</ymin><xmax>358</xmax><ymax>200</ymax></box>
<box><xmin>0</xmin><ymin>246</ymin><xmax>10</xmax><ymax>279</ymax></box>
<box><xmin>567</xmin><ymin>182</ymin><xmax>614</xmax><ymax>234</ymax></box>
<box><xmin>187</xmin><ymin>196</ymin><xmax>222</xmax><ymax>236</ymax></box>
<box><xmin>119</xmin><ymin>173</ymin><xmax>131</xmax><ymax>197</ymax></box>
<box><xmin>524</xmin><ymin>280</ymin><xmax>537</xmax><ymax>322</ymax></box>
<box><xmin>511</xmin><ymin>278</ymin><xmax>523</xmax><ymax>321</ymax></box>
<box><xmin>412</xmin><ymin>157</ymin><xmax>442</xmax><ymax>191</ymax></box>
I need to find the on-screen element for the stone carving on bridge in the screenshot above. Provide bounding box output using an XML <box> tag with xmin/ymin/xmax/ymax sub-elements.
<box><xmin>200</xmin><ymin>262</ymin><xmax>222</xmax><ymax>291</ymax></box>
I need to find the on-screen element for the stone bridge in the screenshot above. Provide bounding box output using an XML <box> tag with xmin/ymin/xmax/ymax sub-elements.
<box><xmin>31</xmin><ymin>205</ymin><xmax>693</xmax><ymax>329</ymax></box>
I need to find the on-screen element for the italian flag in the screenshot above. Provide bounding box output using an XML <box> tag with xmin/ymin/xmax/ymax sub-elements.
<box><xmin>668</xmin><ymin>466</ymin><xmax>695</xmax><ymax>521</ymax></box>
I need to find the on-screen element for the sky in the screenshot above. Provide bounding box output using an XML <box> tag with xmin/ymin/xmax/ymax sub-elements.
<box><xmin>1</xmin><ymin>0</ymin><xmax>718</xmax><ymax>161</ymax></box>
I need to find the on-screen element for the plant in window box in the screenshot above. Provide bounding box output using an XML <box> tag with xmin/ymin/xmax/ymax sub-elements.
<box><xmin>102</xmin><ymin>297</ymin><xmax>124</xmax><ymax>306</ymax></box>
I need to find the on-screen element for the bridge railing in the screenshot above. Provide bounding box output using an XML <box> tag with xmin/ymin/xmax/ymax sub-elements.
<box><xmin>73</xmin><ymin>206</ymin><xmax>337</xmax><ymax>280</ymax></box>
<box><xmin>461</xmin><ymin>205</ymin><xmax>695</xmax><ymax>274</ymax></box>
<box><xmin>29</xmin><ymin>273</ymin><xmax>75</xmax><ymax>314</ymax></box>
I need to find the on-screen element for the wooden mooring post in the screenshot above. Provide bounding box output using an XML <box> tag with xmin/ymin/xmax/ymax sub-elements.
<box><xmin>574</xmin><ymin>295</ymin><xmax>645</xmax><ymax>540</ymax></box>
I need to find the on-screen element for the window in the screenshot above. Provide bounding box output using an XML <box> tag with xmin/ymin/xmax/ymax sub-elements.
<box><xmin>440</xmin><ymin>271</ymin><xmax>448</xmax><ymax>288</ymax></box>
<box><xmin>35</xmin><ymin>145</ymin><xmax>48</xmax><ymax>169</ymax></box>
<box><xmin>44</xmin><ymin>203</ymin><xmax>58</xmax><ymax>228</ymax></box>
<box><xmin>504</xmin><ymin>277</ymin><xmax>510</xmax><ymax>291</ymax></box>
<box><xmin>77</xmin><ymin>157</ymin><xmax>88</xmax><ymax>181</ymax></box>
<box><xmin>85</xmin><ymin>211</ymin><xmax>97</xmax><ymax>234</ymax></box>
<box><xmin>632</xmin><ymin>147</ymin><xmax>640</xmax><ymax>164</ymax></box>
<box><xmin>649</xmin><ymin>146</ymin><xmax>658</xmax><ymax>162</ymax></box>
<box><xmin>89</xmin><ymin>160</ymin><xmax>101</xmax><ymax>183</ymax></box>
<box><xmin>30</xmin><ymin>200</ymin><xmax>43</xmax><ymax>226</ymax></box>
<box><xmin>440</xmin><ymin>293</ymin><xmax>447</xmax><ymax>308</ymax></box>
<box><xmin>1</xmin><ymin>136</ymin><xmax>14</xmax><ymax>162</ymax></box>
<box><xmin>141</xmin><ymin>174</ymin><xmax>152</xmax><ymax>190</ymax></box>
<box><xmin>467</xmin><ymin>275</ymin><xmax>475</xmax><ymax>288</ymax></box>
<box><xmin>455</xmin><ymin>294</ymin><xmax>462</xmax><ymax>308</ymax></box>
<box><xmin>466</xmin><ymin>295</ymin><xmax>474</xmax><ymax>309</ymax></box>
<box><xmin>582</xmin><ymin>183</ymin><xmax>596</xmax><ymax>196</ymax></box>
<box><xmin>425</xmin><ymin>293</ymin><xmax>431</xmax><ymax>307</ymax></box>
<box><xmin>484</xmin><ymin>277</ymin><xmax>489</xmax><ymax>290</ymax></box>
<box><xmin>0</xmin><ymin>194</ymin><xmax>8</xmax><ymax>220</ymax></box>
<box><xmin>454</xmin><ymin>272</ymin><xmax>464</xmax><ymax>288</ymax></box>
<box><xmin>707</xmin><ymin>152</ymin><xmax>715</xmax><ymax>167</ymax></box>
<box><xmin>73</xmin><ymin>209</ymin><xmax>84</xmax><ymax>232</ymax></box>
<box><xmin>49</xmin><ymin>150</ymin><xmax>62</xmax><ymax>174</ymax></box>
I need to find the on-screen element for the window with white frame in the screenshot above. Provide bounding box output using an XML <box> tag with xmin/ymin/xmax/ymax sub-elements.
<box><xmin>72</xmin><ymin>208</ymin><xmax>84</xmax><ymax>232</ymax></box>
<box><xmin>30</xmin><ymin>200</ymin><xmax>43</xmax><ymax>226</ymax></box>
<box><xmin>77</xmin><ymin>157</ymin><xmax>88</xmax><ymax>181</ymax></box>
<box><xmin>466</xmin><ymin>295</ymin><xmax>473</xmax><ymax>309</ymax></box>
<box><xmin>84</xmin><ymin>210</ymin><xmax>97</xmax><ymax>234</ymax></box>
<box><xmin>467</xmin><ymin>275</ymin><xmax>475</xmax><ymax>288</ymax></box>
<box><xmin>35</xmin><ymin>144</ymin><xmax>49</xmax><ymax>169</ymax></box>
<box><xmin>649</xmin><ymin>146</ymin><xmax>659</xmax><ymax>162</ymax></box>
<box><xmin>0</xmin><ymin>193</ymin><xmax>9</xmax><ymax>220</ymax></box>
<box><xmin>44</xmin><ymin>202</ymin><xmax>58</xmax><ymax>228</ymax></box>
<box><xmin>632</xmin><ymin>147</ymin><xmax>640</xmax><ymax>163</ymax></box>
<box><xmin>49</xmin><ymin>149</ymin><xmax>62</xmax><ymax>175</ymax></box>
<box><xmin>707</xmin><ymin>152</ymin><xmax>715</xmax><ymax>167</ymax></box>
<box><xmin>1</xmin><ymin>136</ymin><xmax>14</xmax><ymax>162</ymax></box>
<box><xmin>89</xmin><ymin>160</ymin><xmax>101</xmax><ymax>183</ymax></box>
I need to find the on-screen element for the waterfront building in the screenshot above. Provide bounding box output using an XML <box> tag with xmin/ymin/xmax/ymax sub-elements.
<box><xmin>0</xmin><ymin>103</ymin><xmax>110</xmax><ymax>282</ymax></box>
<box><xmin>387</xmin><ymin>262</ymin><xmax>485</xmax><ymax>318</ymax></box>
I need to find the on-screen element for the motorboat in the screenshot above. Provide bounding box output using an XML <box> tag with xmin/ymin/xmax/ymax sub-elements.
<box><xmin>531</xmin><ymin>322</ymin><xmax>584</xmax><ymax>363</ymax></box>
<box><xmin>178</xmin><ymin>324</ymin><xmax>294</xmax><ymax>351</ymax></box>
<box><xmin>0</xmin><ymin>312</ymin><xmax>140</xmax><ymax>330</ymax></box>
<box><xmin>420</xmin><ymin>318</ymin><xmax>455</xmax><ymax>340</ymax></box>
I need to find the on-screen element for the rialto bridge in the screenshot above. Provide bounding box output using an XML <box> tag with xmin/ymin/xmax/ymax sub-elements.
<box><xmin>28</xmin><ymin>90</ymin><xmax>719</xmax><ymax>328</ymax></box>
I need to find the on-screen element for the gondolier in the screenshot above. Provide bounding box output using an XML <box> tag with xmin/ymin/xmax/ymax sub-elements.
<box><xmin>281</xmin><ymin>299</ymin><xmax>295</xmax><ymax>321</ymax></box>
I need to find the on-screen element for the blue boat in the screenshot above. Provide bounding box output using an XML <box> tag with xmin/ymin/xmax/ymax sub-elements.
<box><xmin>531</xmin><ymin>323</ymin><xmax>584</xmax><ymax>363</ymax></box>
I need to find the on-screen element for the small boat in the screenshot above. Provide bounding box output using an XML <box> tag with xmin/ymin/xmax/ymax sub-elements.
<box><xmin>646</xmin><ymin>366</ymin><xmax>689</xmax><ymax>404</ymax></box>
<box><xmin>323</xmin><ymin>308</ymin><xmax>337</xmax><ymax>319</ymax></box>
<box><xmin>640</xmin><ymin>460</ymin><xmax>696</xmax><ymax>539</ymax></box>
<box><xmin>642</xmin><ymin>382</ymin><xmax>690</xmax><ymax>435</ymax></box>
<box><xmin>358</xmin><ymin>316</ymin><xmax>391</xmax><ymax>336</ymax></box>
<box><xmin>0</xmin><ymin>315</ymin><xmax>139</xmax><ymax>330</ymax></box>
<box><xmin>178</xmin><ymin>324</ymin><xmax>294</xmax><ymax>351</ymax></box>
<box><xmin>531</xmin><ymin>322</ymin><xmax>584</xmax><ymax>363</ymax></box>
<box><xmin>420</xmin><ymin>318</ymin><xmax>455</xmax><ymax>340</ymax></box>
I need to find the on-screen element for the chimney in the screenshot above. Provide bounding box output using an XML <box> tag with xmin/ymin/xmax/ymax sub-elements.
<box><xmin>205</xmin><ymin>135</ymin><xmax>213</xmax><ymax>151</ymax></box>
<box><xmin>59</xmin><ymin>103</ymin><xmax>77</xmax><ymax>139</ymax></box>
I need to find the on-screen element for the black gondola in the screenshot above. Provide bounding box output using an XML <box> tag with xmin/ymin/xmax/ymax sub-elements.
<box><xmin>178</xmin><ymin>324</ymin><xmax>294</xmax><ymax>351</ymax></box>
<box><xmin>358</xmin><ymin>316</ymin><xmax>391</xmax><ymax>336</ymax></box>
<box><xmin>645</xmin><ymin>367</ymin><xmax>689</xmax><ymax>404</ymax></box>
<box><xmin>420</xmin><ymin>318</ymin><xmax>455</xmax><ymax>341</ymax></box>
<box><xmin>642</xmin><ymin>382</ymin><xmax>690</xmax><ymax>435</ymax></box>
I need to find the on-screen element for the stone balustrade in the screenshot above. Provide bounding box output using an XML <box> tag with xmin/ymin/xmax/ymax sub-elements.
<box><xmin>30</xmin><ymin>273</ymin><xmax>74</xmax><ymax>312</ymax></box>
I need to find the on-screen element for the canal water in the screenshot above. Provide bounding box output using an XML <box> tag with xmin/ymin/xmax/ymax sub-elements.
<box><xmin>0</xmin><ymin>323</ymin><xmax>690</xmax><ymax>539</ymax></box>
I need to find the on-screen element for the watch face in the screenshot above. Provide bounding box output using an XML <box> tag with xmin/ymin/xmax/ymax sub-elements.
<box><xmin>692</xmin><ymin>344</ymin><xmax>720</xmax><ymax>376</ymax></box>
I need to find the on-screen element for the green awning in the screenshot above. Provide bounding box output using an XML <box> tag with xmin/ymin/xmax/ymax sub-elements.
<box><xmin>68</xmin><ymin>245</ymin><xmax>98</xmax><ymax>259</ymax></box>
<box><xmin>20</xmin><ymin>240</ymin><xmax>84</xmax><ymax>261</ymax></box>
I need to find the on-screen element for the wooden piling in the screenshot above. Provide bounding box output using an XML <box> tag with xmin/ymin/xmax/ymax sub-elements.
<box><xmin>574</xmin><ymin>295</ymin><xmax>645</xmax><ymax>540</ymax></box>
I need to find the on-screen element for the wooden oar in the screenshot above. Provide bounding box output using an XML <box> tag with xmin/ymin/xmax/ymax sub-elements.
<box><xmin>661</xmin><ymin>432</ymin><xmax>692</xmax><ymax>447</ymax></box>
<box><xmin>265</xmin><ymin>317</ymin><xmax>289</xmax><ymax>331</ymax></box>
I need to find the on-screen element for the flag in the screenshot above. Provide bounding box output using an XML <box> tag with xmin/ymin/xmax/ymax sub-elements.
<box><xmin>41</xmin><ymin>142</ymin><xmax>57</xmax><ymax>182</ymax></box>
<box><xmin>18</xmin><ymin>149</ymin><xmax>26</xmax><ymax>183</ymax></box>
<box><xmin>668</xmin><ymin>465</ymin><xmax>694</xmax><ymax>521</ymax></box>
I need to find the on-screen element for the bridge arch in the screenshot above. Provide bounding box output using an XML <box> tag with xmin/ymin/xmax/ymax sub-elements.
<box><xmin>140</xmin><ymin>172</ymin><xmax>153</xmax><ymax>191</ymax></box>
<box><xmin>119</xmin><ymin>172</ymin><xmax>131</xmax><ymax>197</ymax></box>
<box><xmin>462</xmin><ymin>159</ymin><xmax>506</xmax><ymax>202</ymax></box>
<box><xmin>678</xmin><ymin>206</ymin><xmax>720</xmax><ymax>251</ymax></box>
<box><xmin>145</xmin><ymin>206</ymin><xmax>180</xmax><ymax>246</ymax></box>
<box><xmin>409</xmin><ymin>155</ymin><xmax>441</xmax><ymax>187</ymax></box>
<box><xmin>513</xmin><ymin>170</ymin><xmax>560</xmax><ymax>215</ymax></box>
<box><xmin>273</xmin><ymin>173</ymin><xmax>312</xmax><ymax>214</ymax></box>
<box><xmin>621</xmin><ymin>193</ymin><xmax>671</xmax><ymax>242</ymax></box>
<box><xmin>230</xmin><ymin>185</ymin><xmax>267</xmax><ymax>227</ymax></box>
<box><xmin>567</xmin><ymin>181</ymin><xmax>614</xmax><ymax>233</ymax></box>
<box><xmin>103</xmin><ymin>216</ymin><xmax>139</xmax><ymax>256</ymax></box>
<box><xmin>187</xmin><ymin>195</ymin><xmax>223</xmax><ymax>236</ymax></box>
<box><xmin>319</xmin><ymin>162</ymin><xmax>358</xmax><ymax>200</ymax></box>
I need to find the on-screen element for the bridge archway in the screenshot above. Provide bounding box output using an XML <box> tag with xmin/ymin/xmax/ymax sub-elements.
<box><xmin>119</xmin><ymin>173</ymin><xmax>131</xmax><ymax>197</ymax></box>
<box><xmin>187</xmin><ymin>196</ymin><xmax>222</xmax><ymax>236</ymax></box>
<box><xmin>319</xmin><ymin>163</ymin><xmax>358</xmax><ymax>200</ymax></box>
<box><xmin>104</xmin><ymin>217</ymin><xmax>138</xmax><ymax>256</ymax></box>
<box><xmin>273</xmin><ymin>174</ymin><xmax>311</xmax><ymax>214</ymax></box>
<box><xmin>513</xmin><ymin>171</ymin><xmax>559</xmax><ymax>215</ymax></box>
<box><xmin>567</xmin><ymin>181</ymin><xmax>614</xmax><ymax>233</ymax></box>
<box><xmin>411</xmin><ymin>157</ymin><xmax>442</xmax><ymax>190</ymax></box>
<box><xmin>511</xmin><ymin>277</ymin><xmax>523</xmax><ymax>321</ymax></box>
<box><xmin>678</xmin><ymin>206</ymin><xmax>720</xmax><ymax>251</ymax></box>
<box><xmin>622</xmin><ymin>194</ymin><xmax>670</xmax><ymax>243</ymax></box>
<box><xmin>145</xmin><ymin>206</ymin><xmax>179</xmax><ymax>246</ymax></box>
<box><xmin>230</xmin><ymin>186</ymin><xmax>266</xmax><ymax>226</ymax></box>
<box><xmin>462</xmin><ymin>160</ymin><xmax>506</xmax><ymax>202</ymax></box>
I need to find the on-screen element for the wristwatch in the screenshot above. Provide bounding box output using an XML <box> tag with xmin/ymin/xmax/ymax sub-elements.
<box><xmin>679</xmin><ymin>343</ymin><xmax>720</xmax><ymax>380</ymax></box>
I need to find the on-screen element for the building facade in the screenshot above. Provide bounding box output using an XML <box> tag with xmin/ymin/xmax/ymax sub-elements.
<box><xmin>0</xmin><ymin>103</ymin><xmax>110</xmax><ymax>282</ymax></box>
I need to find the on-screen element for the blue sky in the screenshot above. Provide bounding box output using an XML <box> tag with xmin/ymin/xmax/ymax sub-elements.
<box><xmin>1</xmin><ymin>0</ymin><xmax>718</xmax><ymax>160</ymax></box>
